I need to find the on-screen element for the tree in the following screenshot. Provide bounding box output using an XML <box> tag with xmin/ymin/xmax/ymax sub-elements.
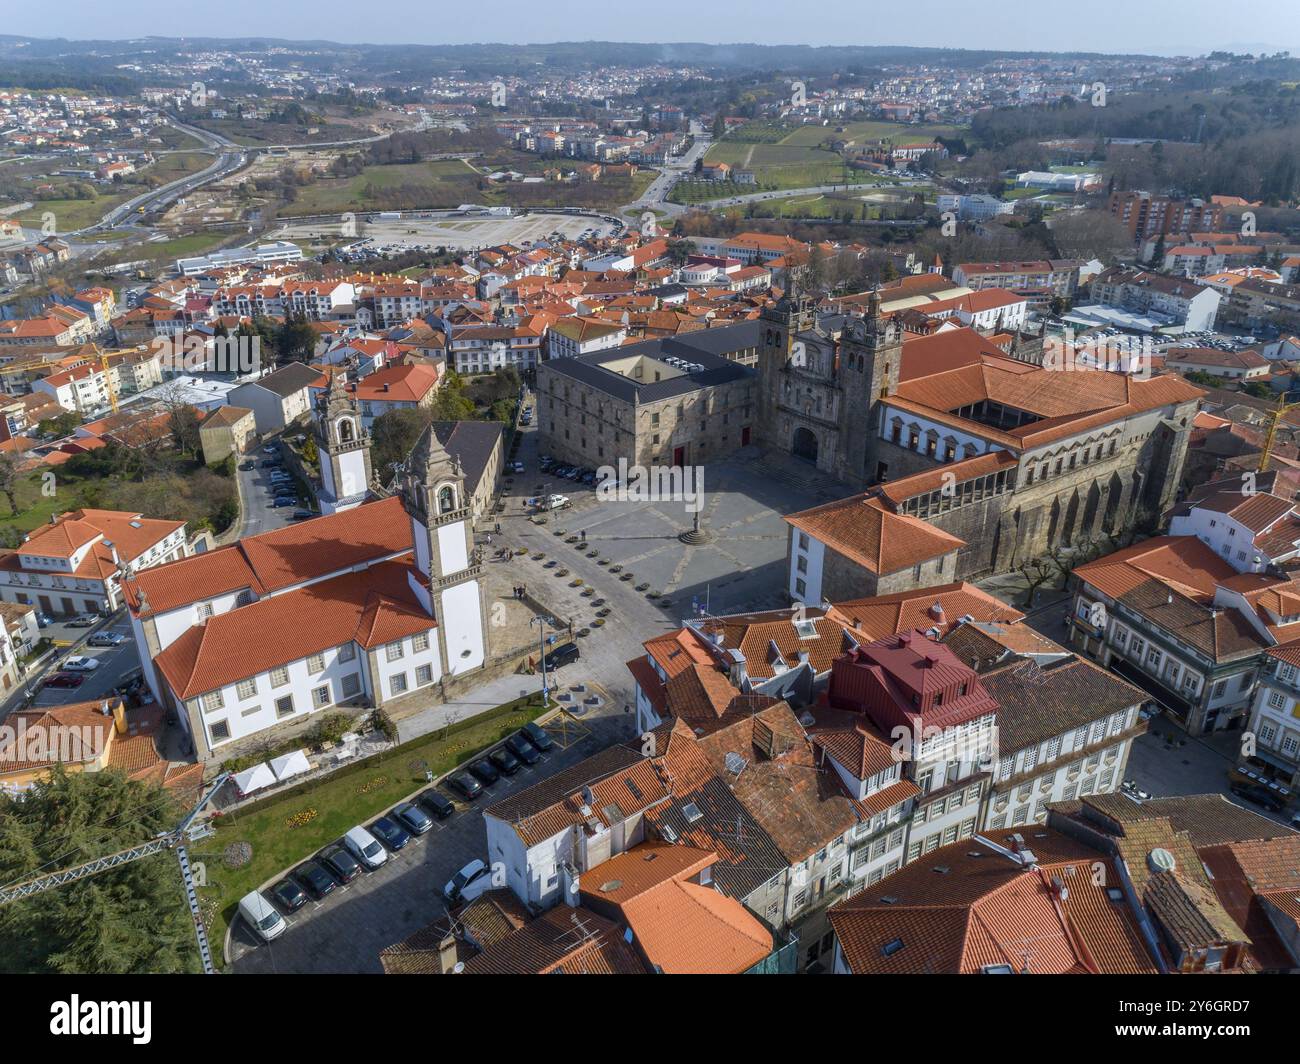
<box><xmin>371</xmin><ymin>407</ymin><xmax>434</xmax><ymax>479</ymax></box>
<box><xmin>0</xmin><ymin>767</ymin><xmax>201</xmax><ymax>973</ymax></box>
<box><xmin>1016</xmin><ymin>556</ymin><xmax>1060</xmax><ymax>608</ymax></box>
<box><xmin>0</xmin><ymin>450</ymin><xmax>21</xmax><ymax>515</ymax></box>
<box><xmin>273</xmin><ymin>314</ymin><xmax>318</xmax><ymax>365</ymax></box>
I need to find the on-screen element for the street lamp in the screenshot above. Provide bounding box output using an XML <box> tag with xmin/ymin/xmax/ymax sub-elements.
<box><xmin>530</xmin><ymin>615</ymin><xmax>551</xmax><ymax>708</ymax></box>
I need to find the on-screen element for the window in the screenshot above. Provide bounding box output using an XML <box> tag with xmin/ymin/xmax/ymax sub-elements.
<box><xmin>203</xmin><ymin>689</ymin><xmax>224</xmax><ymax>713</ymax></box>
<box><xmin>795</xmin><ymin>578</ymin><xmax>807</xmax><ymax>597</ymax></box>
<box><xmin>275</xmin><ymin>695</ymin><xmax>295</xmax><ymax>718</ymax></box>
<box><xmin>416</xmin><ymin>663</ymin><xmax>434</xmax><ymax>686</ymax></box>
<box><xmin>390</xmin><ymin>672</ymin><xmax>408</xmax><ymax>696</ymax></box>
<box><xmin>1268</xmin><ymin>690</ymin><xmax>1286</xmax><ymax>710</ymax></box>
<box><xmin>341</xmin><ymin>673</ymin><xmax>361</xmax><ymax>698</ymax></box>
<box><xmin>413</xmin><ymin>631</ymin><xmax>430</xmax><ymax>653</ymax></box>
<box><xmin>270</xmin><ymin>666</ymin><xmax>289</xmax><ymax>688</ymax></box>
<box><xmin>208</xmin><ymin>720</ymin><xmax>229</xmax><ymax>743</ymax></box>
<box><xmin>386</xmin><ymin>641</ymin><xmax>404</xmax><ymax>662</ymax></box>
<box><xmin>237</xmin><ymin>678</ymin><xmax>257</xmax><ymax>701</ymax></box>
<box><xmin>308</xmin><ymin>653</ymin><xmax>325</xmax><ymax>673</ymax></box>
<box><xmin>1283</xmin><ymin>734</ymin><xmax>1300</xmax><ymax>757</ymax></box>
<box><xmin>312</xmin><ymin>685</ymin><xmax>331</xmax><ymax>709</ymax></box>
<box><xmin>339</xmin><ymin>643</ymin><xmax>356</xmax><ymax>662</ymax></box>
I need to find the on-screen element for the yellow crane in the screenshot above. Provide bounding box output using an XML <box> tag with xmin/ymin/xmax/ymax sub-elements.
<box><xmin>96</xmin><ymin>346</ymin><xmax>119</xmax><ymax>415</ymax></box>
<box><xmin>1258</xmin><ymin>396</ymin><xmax>1300</xmax><ymax>472</ymax></box>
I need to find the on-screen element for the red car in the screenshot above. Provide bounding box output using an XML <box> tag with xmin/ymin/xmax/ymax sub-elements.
<box><xmin>43</xmin><ymin>672</ymin><xmax>85</xmax><ymax>689</ymax></box>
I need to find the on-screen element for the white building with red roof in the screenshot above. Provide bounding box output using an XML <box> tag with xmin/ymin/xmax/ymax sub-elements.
<box><xmin>125</xmin><ymin>424</ymin><xmax>487</xmax><ymax>761</ymax></box>
<box><xmin>0</xmin><ymin>508</ymin><xmax>188</xmax><ymax>617</ymax></box>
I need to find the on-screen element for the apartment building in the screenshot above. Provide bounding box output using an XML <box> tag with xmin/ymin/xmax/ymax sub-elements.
<box><xmin>951</xmin><ymin>260</ymin><xmax>1081</xmax><ymax>298</ymax></box>
<box><xmin>1108</xmin><ymin>191</ymin><xmax>1223</xmax><ymax>241</ymax></box>
<box><xmin>1086</xmin><ymin>267</ymin><xmax>1222</xmax><ymax>332</ymax></box>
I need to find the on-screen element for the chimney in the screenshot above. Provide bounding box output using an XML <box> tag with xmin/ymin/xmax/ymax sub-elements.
<box><xmin>929</xmin><ymin>601</ymin><xmax>945</xmax><ymax>623</ymax></box>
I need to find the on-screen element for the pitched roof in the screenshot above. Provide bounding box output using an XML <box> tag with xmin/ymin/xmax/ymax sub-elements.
<box><xmin>786</xmin><ymin>494</ymin><xmax>964</xmax><ymax>576</ymax></box>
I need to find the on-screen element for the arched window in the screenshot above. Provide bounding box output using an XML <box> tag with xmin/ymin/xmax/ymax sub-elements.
<box><xmin>338</xmin><ymin>418</ymin><xmax>354</xmax><ymax>444</ymax></box>
<box><xmin>437</xmin><ymin>485</ymin><xmax>456</xmax><ymax>514</ymax></box>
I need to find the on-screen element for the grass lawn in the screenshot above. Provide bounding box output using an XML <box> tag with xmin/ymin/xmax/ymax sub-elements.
<box><xmin>0</xmin><ymin>470</ymin><xmax>76</xmax><ymax>539</ymax></box>
<box><xmin>195</xmin><ymin>692</ymin><xmax>547</xmax><ymax>958</ymax></box>
<box><xmin>290</xmin><ymin>159</ymin><xmax>486</xmax><ymax>214</ymax></box>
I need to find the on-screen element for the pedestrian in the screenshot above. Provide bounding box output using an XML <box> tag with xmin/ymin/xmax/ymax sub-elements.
<box><xmin>487</xmin><ymin>533</ymin><xmax>493</xmax><ymax>546</ymax></box>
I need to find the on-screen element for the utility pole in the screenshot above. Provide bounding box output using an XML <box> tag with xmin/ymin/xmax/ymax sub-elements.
<box><xmin>531</xmin><ymin>615</ymin><xmax>550</xmax><ymax>707</ymax></box>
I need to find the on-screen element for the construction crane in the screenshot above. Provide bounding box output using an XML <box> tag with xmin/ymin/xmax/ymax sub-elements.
<box><xmin>0</xmin><ymin>771</ymin><xmax>230</xmax><ymax>973</ymax></box>
<box><xmin>1257</xmin><ymin>396</ymin><xmax>1300</xmax><ymax>472</ymax></box>
<box><xmin>96</xmin><ymin>346</ymin><xmax>119</xmax><ymax>415</ymax></box>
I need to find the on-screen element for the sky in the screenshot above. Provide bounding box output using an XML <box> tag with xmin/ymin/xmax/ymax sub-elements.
<box><xmin>9</xmin><ymin>0</ymin><xmax>1300</xmax><ymax>57</ymax></box>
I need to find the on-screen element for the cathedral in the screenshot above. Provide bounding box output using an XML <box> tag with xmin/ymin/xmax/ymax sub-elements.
<box><xmin>760</xmin><ymin>289</ymin><xmax>1204</xmax><ymax>590</ymax></box>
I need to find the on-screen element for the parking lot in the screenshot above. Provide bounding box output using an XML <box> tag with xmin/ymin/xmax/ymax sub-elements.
<box><xmin>228</xmin><ymin>708</ymin><xmax>616</xmax><ymax>973</ymax></box>
<box><xmin>18</xmin><ymin>614</ymin><xmax>143</xmax><ymax>713</ymax></box>
<box><xmin>270</xmin><ymin>209</ymin><xmax>619</xmax><ymax>255</ymax></box>
<box><xmin>237</xmin><ymin>442</ymin><xmax>312</xmax><ymax>537</ymax></box>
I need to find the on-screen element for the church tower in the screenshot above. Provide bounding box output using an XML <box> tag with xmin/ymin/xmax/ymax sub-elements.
<box><xmin>839</xmin><ymin>289</ymin><xmax>903</xmax><ymax>485</ymax></box>
<box><xmin>400</xmin><ymin>424</ymin><xmax>487</xmax><ymax>680</ymax></box>
<box><xmin>315</xmin><ymin>370</ymin><xmax>373</xmax><ymax>515</ymax></box>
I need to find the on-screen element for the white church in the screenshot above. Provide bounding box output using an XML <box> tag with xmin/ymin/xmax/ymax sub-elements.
<box><xmin>125</xmin><ymin>407</ymin><xmax>489</xmax><ymax>762</ymax></box>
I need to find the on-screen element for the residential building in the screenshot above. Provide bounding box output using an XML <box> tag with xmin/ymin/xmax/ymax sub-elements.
<box><xmin>198</xmin><ymin>405</ymin><xmax>255</xmax><ymax>465</ymax></box>
<box><xmin>227</xmin><ymin>362</ymin><xmax>323</xmax><ymax>434</ymax></box>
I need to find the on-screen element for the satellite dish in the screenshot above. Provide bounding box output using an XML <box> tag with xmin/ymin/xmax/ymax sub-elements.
<box><xmin>1148</xmin><ymin>847</ymin><xmax>1176</xmax><ymax>873</ymax></box>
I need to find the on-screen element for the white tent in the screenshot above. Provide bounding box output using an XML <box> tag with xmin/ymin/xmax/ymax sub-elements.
<box><xmin>232</xmin><ymin>762</ymin><xmax>276</xmax><ymax>796</ymax></box>
<box><xmin>270</xmin><ymin>749</ymin><xmax>311</xmax><ymax>783</ymax></box>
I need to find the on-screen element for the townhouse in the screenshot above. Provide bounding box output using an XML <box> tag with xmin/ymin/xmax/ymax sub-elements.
<box><xmin>348</xmin><ymin>362</ymin><xmax>442</xmax><ymax>427</ymax></box>
<box><xmin>446</xmin><ymin>323</ymin><xmax>545</xmax><ymax>375</ymax></box>
<box><xmin>227</xmin><ymin>362</ymin><xmax>324</xmax><ymax>434</ymax></box>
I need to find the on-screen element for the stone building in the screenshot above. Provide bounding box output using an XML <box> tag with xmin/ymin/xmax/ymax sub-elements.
<box><xmin>770</xmin><ymin>292</ymin><xmax>1203</xmax><ymax>595</ymax></box>
<box><xmin>535</xmin><ymin>324</ymin><xmax>759</xmax><ymax>470</ymax></box>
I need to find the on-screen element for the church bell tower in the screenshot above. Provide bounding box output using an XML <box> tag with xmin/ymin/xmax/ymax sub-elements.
<box><xmin>315</xmin><ymin>370</ymin><xmax>373</xmax><ymax>515</ymax></box>
<box><xmin>400</xmin><ymin>424</ymin><xmax>487</xmax><ymax>679</ymax></box>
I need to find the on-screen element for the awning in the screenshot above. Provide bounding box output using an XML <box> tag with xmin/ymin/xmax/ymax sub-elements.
<box><xmin>232</xmin><ymin>762</ymin><xmax>276</xmax><ymax>796</ymax></box>
<box><xmin>269</xmin><ymin>749</ymin><xmax>311</xmax><ymax>783</ymax></box>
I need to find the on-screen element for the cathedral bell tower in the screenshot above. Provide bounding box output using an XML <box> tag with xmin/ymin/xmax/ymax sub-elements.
<box><xmin>400</xmin><ymin>424</ymin><xmax>487</xmax><ymax>679</ymax></box>
<box><xmin>839</xmin><ymin>288</ymin><xmax>904</xmax><ymax>486</ymax></box>
<box><xmin>315</xmin><ymin>369</ymin><xmax>374</xmax><ymax>515</ymax></box>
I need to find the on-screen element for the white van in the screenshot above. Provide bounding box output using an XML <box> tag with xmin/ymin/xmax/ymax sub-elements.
<box><xmin>343</xmin><ymin>825</ymin><xmax>388</xmax><ymax>870</ymax></box>
<box><xmin>238</xmin><ymin>890</ymin><xmax>287</xmax><ymax>942</ymax></box>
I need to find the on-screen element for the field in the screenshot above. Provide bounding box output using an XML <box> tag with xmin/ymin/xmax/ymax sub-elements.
<box><xmin>701</xmin><ymin>119</ymin><xmax>966</xmax><ymax>194</ymax></box>
<box><xmin>272</xmin><ymin>210</ymin><xmax>615</xmax><ymax>253</ymax></box>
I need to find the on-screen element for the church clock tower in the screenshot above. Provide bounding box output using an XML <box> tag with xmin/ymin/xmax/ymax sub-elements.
<box><xmin>400</xmin><ymin>424</ymin><xmax>487</xmax><ymax>679</ymax></box>
<box><xmin>315</xmin><ymin>370</ymin><xmax>373</xmax><ymax>515</ymax></box>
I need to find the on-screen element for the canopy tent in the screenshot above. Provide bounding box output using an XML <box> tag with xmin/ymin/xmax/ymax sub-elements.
<box><xmin>231</xmin><ymin>762</ymin><xmax>276</xmax><ymax>797</ymax></box>
<box><xmin>270</xmin><ymin>749</ymin><xmax>312</xmax><ymax>783</ymax></box>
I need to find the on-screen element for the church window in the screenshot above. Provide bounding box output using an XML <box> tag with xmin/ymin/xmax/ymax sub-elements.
<box><xmin>437</xmin><ymin>485</ymin><xmax>456</xmax><ymax>513</ymax></box>
<box><xmin>339</xmin><ymin>419</ymin><xmax>354</xmax><ymax>443</ymax></box>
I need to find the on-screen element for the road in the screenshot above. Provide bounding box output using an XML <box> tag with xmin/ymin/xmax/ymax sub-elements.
<box><xmin>623</xmin><ymin>127</ymin><xmax>713</xmax><ymax>221</ymax></box>
<box><xmin>237</xmin><ymin>444</ymin><xmax>310</xmax><ymax>539</ymax></box>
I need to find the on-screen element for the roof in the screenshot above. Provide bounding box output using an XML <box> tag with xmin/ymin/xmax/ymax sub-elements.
<box><xmin>829</xmin><ymin>827</ymin><xmax>1156</xmax><ymax>974</ymax></box>
<box><xmin>430</xmin><ymin>421</ymin><xmax>503</xmax><ymax>498</ymax></box>
<box><xmin>125</xmin><ymin>496</ymin><xmax>410</xmax><ymax>617</ymax></box>
<box><xmin>827</xmin><ymin>582</ymin><xmax>1022</xmax><ymax>644</ymax></box>
<box><xmin>152</xmin><ymin>555</ymin><xmax>434</xmax><ymax>700</ymax></box>
<box><xmin>459</xmin><ymin>904</ymin><xmax>646</xmax><ymax>975</ymax></box>
<box><xmin>234</xmin><ymin>362</ymin><xmax>323</xmax><ymax>399</ymax></box>
<box><xmin>2</xmin><ymin>508</ymin><xmax>185</xmax><ymax>580</ymax></box>
<box><xmin>1072</xmin><ymin>535</ymin><xmax>1238</xmax><ymax>604</ymax></box>
<box><xmin>580</xmin><ymin>843</ymin><xmax>773</xmax><ymax>973</ymax></box>
<box><xmin>786</xmin><ymin>494</ymin><xmax>964</xmax><ymax>576</ymax></box>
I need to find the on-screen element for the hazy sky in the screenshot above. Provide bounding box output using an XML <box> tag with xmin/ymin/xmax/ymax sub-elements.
<box><xmin>10</xmin><ymin>0</ymin><xmax>1300</xmax><ymax>57</ymax></box>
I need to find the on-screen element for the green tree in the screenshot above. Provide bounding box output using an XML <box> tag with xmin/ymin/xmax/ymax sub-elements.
<box><xmin>371</xmin><ymin>407</ymin><xmax>435</xmax><ymax>478</ymax></box>
<box><xmin>0</xmin><ymin>767</ymin><xmax>201</xmax><ymax>973</ymax></box>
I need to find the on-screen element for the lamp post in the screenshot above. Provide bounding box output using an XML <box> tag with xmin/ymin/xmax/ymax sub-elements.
<box><xmin>530</xmin><ymin>615</ymin><xmax>550</xmax><ymax>708</ymax></box>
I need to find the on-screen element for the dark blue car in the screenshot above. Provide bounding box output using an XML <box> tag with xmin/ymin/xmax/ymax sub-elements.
<box><xmin>370</xmin><ymin>816</ymin><xmax>411</xmax><ymax>851</ymax></box>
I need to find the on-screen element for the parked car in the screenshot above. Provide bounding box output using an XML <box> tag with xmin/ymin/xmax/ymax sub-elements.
<box><xmin>418</xmin><ymin>788</ymin><xmax>456</xmax><ymax>818</ymax></box>
<box><xmin>87</xmin><ymin>631</ymin><xmax>127</xmax><ymax>647</ymax></box>
<box><xmin>270</xmin><ymin>877</ymin><xmax>308</xmax><ymax>913</ymax></box>
<box><xmin>319</xmin><ymin>844</ymin><xmax>362</xmax><ymax>883</ymax></box>
<box><xmin>66</xmin><ymin>614</ymin><xmax>99</xmax><ymax>628</ymax></box>
<box><xmin>260</xmin><ymin>458</ymin><xmax>279</xmax><ymax>468</ymax></box>
<box><xmin>505</xmin><ymin>732</ymin><xmax>541</xmax><ymax>765</ymax></box>
<box><xmin>34</xmin><ymin>612</ymin><xmax>52</xmax><ymax>628</ymax></box>
<box><xmin>542</xmin><ymin>642</ymin><xmax>580</xmax><ymax>671</ymax></box>
<box><xmin>1230</xmin><ymin>782</ymin><xmax>1286</xmax><ymax>813</ymax></box>
<box><xmin>369</xmin><ymin>816</ymin><xmax>411</xmax><ymax>852</ymax></box>
<box><xmin>297</xmin><ymin>860</ymin><xmax>338</xmax><ymax>899</ymax></box>
<box><xmin>238</xmin><ymin>890</ymin><xmax>287</xmax><ymax>943</ymax></box>
<box><xmin>443</xmin><ymin>858</ymin><xmax>491</xmax><ymax>905</ymax></box>
<box><xmin>445</xmin><ymin>773</ymin><xmax>482</xmax><ymax>801</ymax></box>
<box><xmin>343</xmin><ymin>825</ymin><xmax>388</xmax><ymax>869</ymax></box>
<box><xmin>510</xmin><ymin>461</ymin><xmax>525</xmax><ymax>473</ymax></box>
<box><xmin>488</xmin><ymin>746</ymin><xmax>522</xmax><ymax>776</ymax></box>
<box><xmin>292</xmin><ymin>510</ymin><xmax>313</xmax><ymax>521</ymax></box>
<box><xmin>392</xmin><ymin>801</ymin><xmax>433</xmax><ymax>836</ymax></box>
<box><xmin>42</xmin><ymin>672</ymin><xmax>85</xmax><ymax>689</ymax></box>
<box><xmin>468</xmin><ymin>758</ymin><xmax>500</xmax><ymax>786</ymax></box>
<box><xmin>63</xmin><ymin>656</ymin><xmax>100</xmax><ymax>672</ymax></box>
<box><xmin>272</xmin><ymin>497</ymin><xmax>296</xmax><ymax>508</ymax></box>
<box><xmin>521</xmin><ymin>721</ymin><xmax>554</xmax><ymax>753</ymax></box>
